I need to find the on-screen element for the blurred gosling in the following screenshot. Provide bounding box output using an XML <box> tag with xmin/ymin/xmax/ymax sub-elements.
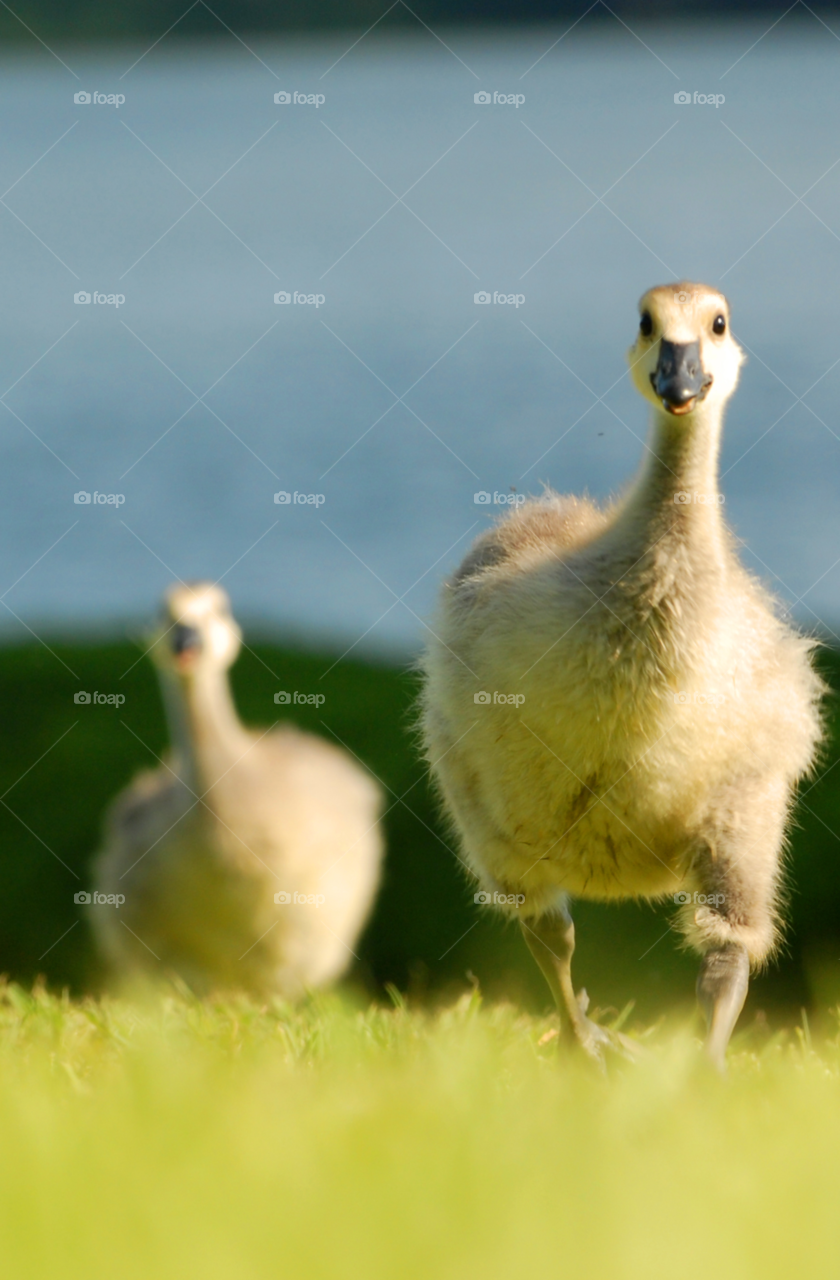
<box><xmin>92</xmin><ymin>582</ymin><xmax>384</xmax><ymax>997</ymax></box>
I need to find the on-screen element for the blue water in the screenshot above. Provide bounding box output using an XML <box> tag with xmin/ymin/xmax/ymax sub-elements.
<box><xmin>1</xmin><ymin>19</ymin><xmax>839</xmax><ymax>652</ymax></box>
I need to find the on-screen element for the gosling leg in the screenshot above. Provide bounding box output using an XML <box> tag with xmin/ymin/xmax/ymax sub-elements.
<box><xmin>696</xmin><ymin>942</ymin><xmax>750</xmax><ymax>1072</ymax></box>
<box><xmin>521</xmin><ymin>907</ymin><xmax>637</xmax><ymax>1066</ymax></box>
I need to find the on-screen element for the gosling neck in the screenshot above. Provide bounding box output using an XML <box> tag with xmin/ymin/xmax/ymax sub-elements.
<box><xmin>159</xmin><ymin>662</ymin><xmax>251</xmax><ymax>795</ymax></box>
<box><xmin>614</xmin><ymin>396</ymin><xmax>729</xmax><ymax>567</ymax></box>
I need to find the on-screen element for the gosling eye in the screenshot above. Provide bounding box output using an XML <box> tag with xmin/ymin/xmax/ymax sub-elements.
<box><xmin>639</xmin><ymin>312</ymin><xmax>653</xmax><ymax>337</ymax></box>
<box><xmin>712</xmin><ymin>314</ymin><xmax>726</xmax><ymax>335</ymax></box>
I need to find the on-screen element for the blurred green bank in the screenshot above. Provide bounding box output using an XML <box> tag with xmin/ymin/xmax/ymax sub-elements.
<box><xmin>0</xmin><ymin>637</ymin><xmax>838</xmax><ymax>1025</ymax></box>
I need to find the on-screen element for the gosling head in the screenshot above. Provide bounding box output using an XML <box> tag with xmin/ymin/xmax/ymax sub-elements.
<box><xmin>150</xmin><ymin>582</ymin><xmax>242</xmax><ymax>678</ymax></box>
<box><xmin>628</xmin><ymin>283</ymin><xmax>744</xmax><ymax>419</ymax></box>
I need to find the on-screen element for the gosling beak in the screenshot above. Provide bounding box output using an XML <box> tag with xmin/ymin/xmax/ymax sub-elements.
<box><xmin>651</xmin><ymin>339</ymin><xmax>713</xmax><ymax>416</ymax></box>
<box><xmin>170</xmin><ymin>623</ymin><xmax>202</xmax><ymax>669</ymax></box>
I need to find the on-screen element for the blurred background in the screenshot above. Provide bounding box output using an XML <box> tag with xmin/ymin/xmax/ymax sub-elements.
<box><xmin>1</xmin><ymin>0</ymin><xmax>839</xmax><ymax>1022</ymax></box>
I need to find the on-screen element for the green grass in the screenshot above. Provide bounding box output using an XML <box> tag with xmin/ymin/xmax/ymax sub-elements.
<box><xmin>0</xmin><ymin>982</ymin><xmax>837</xmax><ymax>1279</ymax></box>
<box><xmin>1</xmin><ymin>637</ymin><xmax>839</xmax><ymax>1275</ymax></box>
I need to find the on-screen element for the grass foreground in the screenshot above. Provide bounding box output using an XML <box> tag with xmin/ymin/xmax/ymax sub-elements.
<box><xmin>0</xmin><ymin>982</ymin><xmax>838</xmax><ymax>1279</ymax></box>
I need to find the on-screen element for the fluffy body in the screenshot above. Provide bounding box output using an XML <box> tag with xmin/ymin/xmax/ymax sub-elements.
<box><xmin>421</xmin><ymin>285</ymin><xmax>823</xmax><ymax>971</ymax></box>
<box><xmin>92</xmin><ymin>585</ymin><xmax>383</xmax><ymax>997</ymax></box>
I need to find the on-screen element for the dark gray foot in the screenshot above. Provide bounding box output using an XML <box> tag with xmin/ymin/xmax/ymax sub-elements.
<box><xmin>697</xmin><ymin>943</ymin><xmax>750</xmax><ymax>1072</ymax></box>
<box><xmin>521</xmin><ymin>914</ymin><xmax>639</xmax><ymax>1069</ymax></box>
<box><xmin>572</xmin><ymin>988</ymin><xmax>640</xmax><ymax>1067</ymax></box>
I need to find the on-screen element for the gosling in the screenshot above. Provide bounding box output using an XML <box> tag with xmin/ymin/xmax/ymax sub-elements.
<box><xmin>92</xmin><ymin>583</ymin><xmax>384</xmax><ymax>997</ymax></box>
<box><xmin>421</xmin><ymin>284</ymin><xmax>823</xmax><ymax>1068</ymax></box>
